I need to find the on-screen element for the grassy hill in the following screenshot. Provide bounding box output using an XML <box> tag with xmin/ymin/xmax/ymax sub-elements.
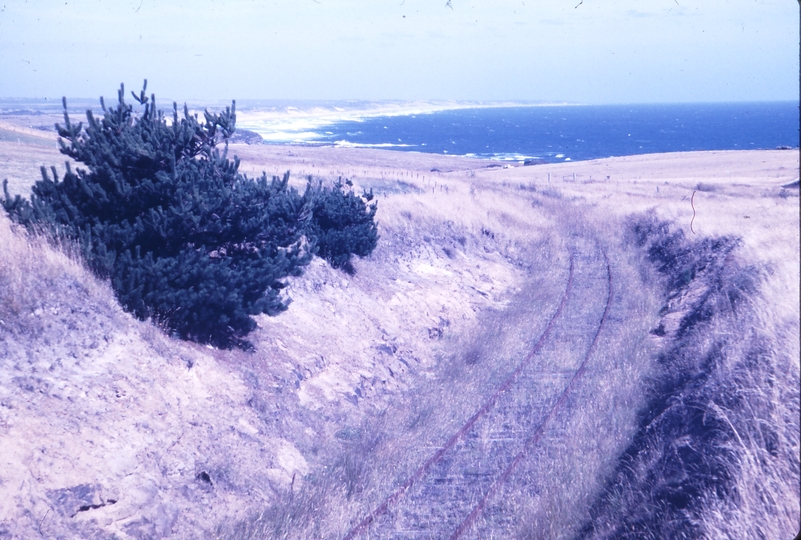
<box><xmin>0</xmin><ymin>121</ymin><xmax>798</xmax><ymax>538</ymax></box>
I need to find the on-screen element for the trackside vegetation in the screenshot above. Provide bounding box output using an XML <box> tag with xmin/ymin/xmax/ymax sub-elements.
<box><xmin>2</xmin><ymin>82</ymin><xmax>378</xmax><ymax>349</ymax></box>
<box><xmin>579</xmin><ymin>216</ymin><xmax>800</xmax><ymax>539</ymax></box>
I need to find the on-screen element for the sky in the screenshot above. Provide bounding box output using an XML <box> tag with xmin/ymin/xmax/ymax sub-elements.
<box><xmin>0</xmin><ymin>0</ymin><xmax>798</xmax><ymax>104</ymax></box>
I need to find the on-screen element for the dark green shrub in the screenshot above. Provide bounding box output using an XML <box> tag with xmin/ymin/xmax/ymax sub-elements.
<box><xmin>307</xmin><ymin>179</ymin><xmax>378</xmax><ymax>275</ymax></box>
<box><xmin>2</xmin><ymin>82</ymin><xmax>377</xmax><ymax>349</ymax></box>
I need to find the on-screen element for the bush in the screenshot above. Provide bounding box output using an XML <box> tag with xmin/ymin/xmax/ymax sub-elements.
<box><xmin>2</xmin><ymin>82</ymin><xmax>377</xmax><ymax>349</ymax></box>
<box><xmin>308</xmin><ymin>179</ymin><xmax>378</xmax><ymax>275</ymax></box>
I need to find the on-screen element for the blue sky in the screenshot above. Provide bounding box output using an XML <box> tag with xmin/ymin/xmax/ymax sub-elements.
<box><xmin>0</xmin><ymin>0</ymin><xmax>798</xmax><ymax>103</ymax></box>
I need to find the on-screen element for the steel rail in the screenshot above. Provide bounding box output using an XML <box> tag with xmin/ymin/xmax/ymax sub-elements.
<box><xmin>449</xmin><ymin>248</ymin><xmax>613</xmax><ymax>539</ymax></box>
<box><xmin>342</xmin><ymin>253</ymin><xmax>576</xmax><ymax>540</ymax></box>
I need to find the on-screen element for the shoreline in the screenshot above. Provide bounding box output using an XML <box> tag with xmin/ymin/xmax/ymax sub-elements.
<box><xmin>252</xmin><ymin>139</ymin><xmax>801</xmax><ymax>164</ymax></box>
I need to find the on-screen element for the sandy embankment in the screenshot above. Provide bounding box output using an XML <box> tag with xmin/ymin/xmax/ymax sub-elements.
<box><xmin>0</xmin><ymin>118</ymin><xmax>797</xmax><ymax>539</ymax></box>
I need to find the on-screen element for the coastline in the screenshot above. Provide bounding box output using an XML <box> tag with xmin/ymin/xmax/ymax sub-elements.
<box><xmin>232</xmin><ymin>101</ymin><xmax>800</xmax><ymax>160</ymax></box>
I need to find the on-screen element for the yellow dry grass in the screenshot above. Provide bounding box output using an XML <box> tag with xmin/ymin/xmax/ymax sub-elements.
<box><xmin>1</xmin><ymin>128</ymin><xmax>797</xmax><ymax>538</ymax></box>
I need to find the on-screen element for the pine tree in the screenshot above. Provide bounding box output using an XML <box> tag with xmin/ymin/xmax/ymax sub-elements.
<box><xmin>3</xmin><ymin>82</ymin><xmax>314</xmax><ymax>348</ymax></box>
<box><xmin>3</xmin><ymin>82</ymin><xmax>379</xmax><ymax>349</ymax></box>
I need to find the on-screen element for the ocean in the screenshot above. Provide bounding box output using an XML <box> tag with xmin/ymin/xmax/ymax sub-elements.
<box><xmin>236</xmin><ymin>101</ymin><xmax>799</xmax><ymax>164</ymax></box>
<box><xmin>2</xmin><ymin>98</ymin><xmax>797</xmax><ymax>165</ymax></box>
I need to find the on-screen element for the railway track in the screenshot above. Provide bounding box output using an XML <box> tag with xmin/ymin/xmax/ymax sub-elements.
<box><xmin>343</xmin><ymin>236</ymin><xmax>614</xmax><ymax>539</ymax></box>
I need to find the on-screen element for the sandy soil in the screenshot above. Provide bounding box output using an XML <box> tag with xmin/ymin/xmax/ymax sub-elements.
<box><xmin>0</xmin><ymin>119</ymin><xmax>797</xmax><ymax>538</ymax></box>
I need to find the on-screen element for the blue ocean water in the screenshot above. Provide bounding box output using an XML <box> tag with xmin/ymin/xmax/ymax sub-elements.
<box><xmin>3</xmin><ymin>98</ymin><xmax>797</xmax><ymax>164</ymax></box>
<box><xmin>248</xmin><ymin>102</ymin><xmax>799</xmax><ymax>164</ymax></box>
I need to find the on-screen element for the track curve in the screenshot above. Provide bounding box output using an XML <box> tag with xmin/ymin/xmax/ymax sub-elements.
<box><xmin>343</xmin><ymin>236</ymin><xmax>612</xmax><ymax>539</ymax></box>
<box><xmin>450</xmin><ymin>247</ymin><xmax>613</xmax><ymax>539</ymax></box>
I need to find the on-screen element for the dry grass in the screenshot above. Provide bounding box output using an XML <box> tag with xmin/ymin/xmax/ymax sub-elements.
<box><xmin>221</xmin><ymin>150</ymin><xmax>799</xmax><ymax>539</ymax></box>
<box><xmin>577</xmin><ymin>216</ymin><xmax>800</xmax><ymax>540</ymax></box>
<box><xmin>0</xmin><ymin>121</ymin><xmax>68</xmax><ymax>199</ymax></box>
<box><xmin>465</xmin><ymin>210</ymin><xmax>664</xmax><ymax>540</ymax></box>
<box><xmin>214</xmin><ymin>193</ymin><xmax>569</xmax><ymax>539</ymax></box>
<box><xmin>0</xmin><ymin>215</ymin><xmax>111</xmax><ymax>341</ymax></box>
<box><xmin>699</xmin><ymin>294</ymin><xmax>800</xmax><ymax>538</ymax></box>
<box><xmin>213</xmin><ymin>191</ymin><xmax>666</xmax><ymax>539</ymax></box>
<box><xmin>1</xmin><ymin>133</ymin><xmax>797</xmax><ymax>538</ymax></box>
<box><xmin>0</xmin><ymin>213</ymin><xmax>321</xmax><ymax>538</ymax></box>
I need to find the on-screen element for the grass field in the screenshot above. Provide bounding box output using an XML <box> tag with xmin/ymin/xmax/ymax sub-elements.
<box><xmin>0</xmin><ymin>118</ymin><xmax>797</xmax><ymax>539</ymax></box>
